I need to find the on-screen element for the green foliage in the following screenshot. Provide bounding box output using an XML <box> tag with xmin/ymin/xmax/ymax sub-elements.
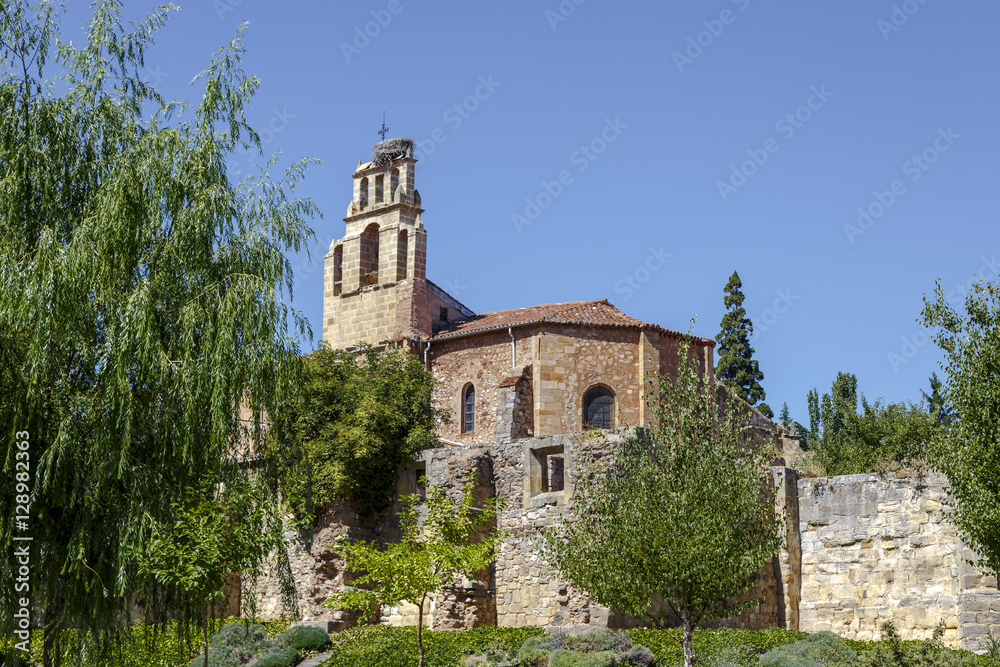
<box><xmin>804</xmin><ymin>373</ymin><xmax>941</xmax><ymax>476</ymax></box>
<box><xmin>851</xmin><ymin>622</ymin><xmax>977</xmax><ymax>667</ymax></box>
<box><xmin>276</xmin><ymin>624</ymin><xmax>332</xmax><ymax>652</ymax></box>
<box><xmin>626</xmin><ymin>626</ymin><xmax>808</xmax><ymax>667</ymax></box>
<box><xmin>323</xmin><ymin>625</ymin><xmax>545</xmax><ymax>667</ymax></box>
<box><xmin>921</xmin><ymin>275</ymin><xmax>1000</xmax><ymax>576</ymax></box>
<box><xmin>780</xmin><ymin>403</ymin><xmax>792</xmax><ymax>427</ymax></box>
<box><xmin>138</xmin><ymin>477</ymin><xmax>285</xmax><ymax>663</ymax></box>
<box><xmin>253</xmin><ymin>646</ymin><xmax>300</xmax><ymax>667</ymax></box>
<box><xmin>715</xmin><ymin>271</ymin><xmax>767</xmax><ymax>410</ymax></box>
<box><xmin>758</xmin><ymin>630</ymin><xmax>857</xmax><ymax>667</ymax></box>
<box><xmin>0</xmin><ymin>0</ymin><xmax>317</xmax><ymax>661</ymax></box>
<box><xmin>538</xmin><ymin>338</ymin><xmax>784</xmax><ymax>667</ymax></box>
<box><xmin>265</xmin><ymin>343</ymin><xmax>445</xmax><ymax>522</ymax></box>
<box><xmin>325</xmin><ymin>473</ymin><xmax>506</xmax><ymax>667</ymax></box>
<box><xmin>0</xmin><ymin>619</ymin><xmax>290</xmax><ymax>667</ymax></box>
<box><xmin>548</xmin><ymin>650</ymin><xmax>616</xmax><ymax>667</ymax></box>
<box><xmin>564</xmin><ymin>629</ymin><xmax>629</xmax><ymax>654</ymax></box>
<box><xmin>188</xmin><ymin>622</ymin><xmax>276</xmax><ymax>667</ymax></box>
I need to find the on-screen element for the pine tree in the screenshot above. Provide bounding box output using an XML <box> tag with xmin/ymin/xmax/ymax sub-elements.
<box><xmin>715</xmin><ymin>271</ymin><xmax>767</xmax><ymax>409</ymax></box>
<box><xmin>921</xmin><ymin>372</ymin><xmax>954</xmax><ymax>426</ymax></box>
<box><xmin>779</xmin><ymin>402</ymin><xmax>791</xmax><ymax>427</ymax></box>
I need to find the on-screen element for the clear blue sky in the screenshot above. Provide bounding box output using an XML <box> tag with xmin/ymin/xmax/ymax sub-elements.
<box><xmin>60</xmin><ymin>1</ymin><xmax>1000</xmax><ymax>425</ymax></box>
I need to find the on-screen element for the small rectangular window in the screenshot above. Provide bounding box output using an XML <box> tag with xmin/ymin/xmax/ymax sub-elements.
<box><xmin>440</xmin><ymin>307</ymin><xmax>448</xmax><ymax>323</ymax></box>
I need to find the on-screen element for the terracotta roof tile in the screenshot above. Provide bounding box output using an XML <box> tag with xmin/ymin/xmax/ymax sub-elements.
<box><xmin>431</xmin><ymin>299</ymin><xmax>713</xmax><ymax>345</ymax></box>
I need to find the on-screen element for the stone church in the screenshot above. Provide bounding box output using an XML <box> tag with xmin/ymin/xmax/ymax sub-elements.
<box><xmin>255</xmin><ymin>139</ymin><xmax>1000</xmax><ymax>650</ymax></box>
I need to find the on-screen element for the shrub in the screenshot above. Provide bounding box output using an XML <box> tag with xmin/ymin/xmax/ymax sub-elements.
<box><xmin>853</xmin><ymin>622</ymin><xmax>978</xmax><ymax>667</ymax></box>
<box><xmin>626</xmin><ymin>626</ymin><xmax>808</xmax><ymax>667</ymax></box>
<box><xmin>564</xmin><ymin>629</ymin><xmax>630</xmax><ymax>654</ymax></box>
<box><xmin>323</xmin><ymin>625</ymin><xmax>545</xmax><ymax>667</ymax></box>
<box><xmin>277</xmin><ymin>624</ymin><xmax>332</xmax><ymax>652</ymax></box>
<box><xmin>758</xmin><ymin>631</ymin><xmax>857</xmax><ymax>667</ymax></box>
<box><xmin>254</xmin><ymin>646</ymin><xmax>301</xmax><ymax>667</ymax></box>
<box><xmin>187</xmin><ymin>622</ymin><xmax>279</xmax><ymax>667</ymax></box>
<box><xmin>618</xmin><ymin>645</ymin><xmax>656</xmax><ymax>667</ymax></box>
<box><xmin>518</xmin><ymin>635</ymin><xmax>558</xmax><ymax>665</ymax></box>
<box><xmin>186</xmin><ymin>645</ymin><xmax>241</xmax><ymax>667</ymax></box>
<box><xmin>549</xmin><ymin>649</ymin><xmax>616</xmax><ymax>667</ymax></box>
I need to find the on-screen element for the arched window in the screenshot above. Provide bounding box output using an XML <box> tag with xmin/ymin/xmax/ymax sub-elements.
<box><xmin>390</xmin><ymin>168</ymin><xmax>400</xmax><ymax>202</ymax></box>
<box><xmin>462</xmin><ymin>385</ymin><xmax>475</xmax><ymax>433</ymax></box>
<box><xmin>359</xmin><ymin>177</ymin><xmax>369</xmax><ymax>208</ymax></box>
<box><xmin>396</xmin><ymin>230</ymin><xmax>408</xmax><ymax>281</ymax></box>
<box><xmin>360</xmin><ymin>223</ymin><xmax>379</xmax><ymax>286</ymax></box>
<box><xmin>375</xmin><ymin>174</ymin><xmax>384</xmax><ymax>203</ymax></box>
<box><xmin>333</xmin><ymin>244</ymin><xmax>343</xmax><ymax>295</ymax></box>
<box><xmin>584</xmin><ymin>387</ymin><xmax>614</xmax><ymax>430</ymax></box>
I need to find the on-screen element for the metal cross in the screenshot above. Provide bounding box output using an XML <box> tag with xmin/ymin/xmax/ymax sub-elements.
<box><xmin>378</xmin><ymin>111</ymin><xmax>389</xmax><ymax>141</ymax></box>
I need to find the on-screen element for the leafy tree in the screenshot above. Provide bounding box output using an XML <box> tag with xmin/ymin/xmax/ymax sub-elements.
<box><xmin>807</xmin><ymin>388</ymin><xmax>821</xmax><ymax>442</ymax></box>
<box><xmin>921</xmin><ymin>372</ymin><xmax>954</xmax><ymax>426</ymax></box>
<box><xmin>805</xmin><ymin>372</ymin><xmax>940</xmax><ymax>476</ymax></box>
<box><xmin>324</xmin><ymin>474</ymin><xmax>506</xmax><ymax>667</ymax></box>
<box><xmin>715</xmin><ymin>271</ymin><xmax>768</xmax><ymax>413</ymax></box>
<box><xmin>922</xmin><ymin>277</ymin><xmax>1000</xmax><ymax>577</ymax></box>
<box><xmin>815</xmin><ymin>398</ymin><xmax>941</xmax><ymax>476</ymax></box>
<box><xmin>137</xmin><ymin>477</ymin><xmax>285</xmax><ymax>667</ymax></box>
<box><xmin>264</xmin><ymin>344</ymin><xmax>445</xmax><ymax>523</ymax></box>
<box><xmin>0</xmin><ymin>3</ymin><xmax>317</xmax><ymax>664</ymax></box>
<box><xmin>538</xmin><ymin>338</ymin><xmax>785</xmax><ymax>667</ymax></box>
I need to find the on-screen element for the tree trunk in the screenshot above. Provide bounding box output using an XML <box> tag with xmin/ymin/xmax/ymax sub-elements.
<box><xmin>204</xmin><ymin>605</ymin><xmax>210</xmax><ymax>667</ymax></box>
<box><xmin>417</xmin><ymin>592</ymin><xmax>427</xmax><ymax>667</ymax></box>
<box><xmin>43</xmin><ymin>591</ymin><xmax>63</xmax><ymax>667</ymax></box>
<box><xmin>683</xmin><ymin>614</ymin><xmax>695</xmax><ymax>667</ymax></box>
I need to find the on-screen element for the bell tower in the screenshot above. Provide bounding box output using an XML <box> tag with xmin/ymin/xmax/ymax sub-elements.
<box><xmin>323</xmin><ymin>138</ymin><xmax>432</xmax><ymax>349</ymax></box>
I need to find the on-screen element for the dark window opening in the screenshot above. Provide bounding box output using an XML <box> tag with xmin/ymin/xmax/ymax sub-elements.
<box><xmin>413</xmin><ymin>466</ymin><xmax>426</xmax><ymax>498</ymax></box>
<box><xmin>545</xmin><ymin>455</ymin><xmax>564</xmax><ymax>492</ymax></box>
<box><xmin>584</xmin><ymin>387</ymin><xmax>614</xmax><ymax>430</ymax></box>
<box><xmin>440</xmin><ymin>307</ymin><xmax>448</xmax><ymax>323</ymax></box>
<box><xmin>462</xmin><ymin>385</ymin><xmax>475</xmax><ymax>433</ymax></box>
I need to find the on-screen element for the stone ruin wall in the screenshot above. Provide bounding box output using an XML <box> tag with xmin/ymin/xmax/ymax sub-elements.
<box><xmin>254</xmin><ymin>438</ymin><xmax>999</xmax><ymax>651</ymax></box>
<box><xmin>796</xmin><ymin>469</ymin><xmax>1000</xmax><ymax>651</ymax></box>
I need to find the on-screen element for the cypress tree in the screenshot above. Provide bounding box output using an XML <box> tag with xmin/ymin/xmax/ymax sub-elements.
<box><xmin>715</xmin><ymin>271</ymin><xmax>767</xmax><ymax>410</ymax></box>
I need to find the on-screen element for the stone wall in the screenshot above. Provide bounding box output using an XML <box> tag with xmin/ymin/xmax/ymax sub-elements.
<box><xmin>796</xmin><ymin>470</ymin><xmax>1000</xmax><ymax>651</ymax></box>
<box><xmin>254</xmin><ymin>448</ymin><xmax>999</xmax><ymax>650</ymax></box>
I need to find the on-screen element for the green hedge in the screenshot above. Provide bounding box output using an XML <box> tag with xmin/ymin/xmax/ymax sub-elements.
<box><xmin>321</xmin><ymin>625</ymin><xmax>546</xmax><ymax>667</ymax></box>
<box><xmin>625</xmin><ymin>626</ymin><xmax>809</xmax><ymax>667</ymax></box>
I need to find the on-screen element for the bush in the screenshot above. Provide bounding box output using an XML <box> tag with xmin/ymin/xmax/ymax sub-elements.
<box><xmin>277</xmin><ymin>624</ymin><xmax>332</xmax><ymax>652</ymax></box>
<box><xmin>518</xmin><ymin>635</ymin><xmax>558</xmax><ymax>665</ymax></box>
<box><xmin>564</xmin><ymin>629</ymin><xmax>630</xmax><ymax>654</ymax></box>
<box><xmin>323</xmin><ymin>625</ymin><xmax>545</xmax><ymax>667</ymax></box>
<box><xmin>758</xmin><ymin>631</ymin><xmax>857</xmax><ymax>667</ymax></box>
<box><xmin>548</xmin><ymin>649</ymin><xmax>616</xmax><ymax>667</ymax></box>
<box><xmin>188</xmin><ymin>621</ymin><xmax>285</xmax><ymax>667</ymax></box>
<box><xmin>618</xmin><ymin>645</ymin><xmax>656</xmax><ymax>667</ymax></box>
<box><xmin>254</xmin><ymin>646</ymin><xmax>300</xmax><ymax>667</ymax></box>
<box><xmin>626</xmin><ymin>626</ymin><xmax>808</xmax><ymax>667</ymax></box>
<box><xmin>852</xmin><ymin>622</ymin><xmax>978</xmax><ymax>667</ymax></box>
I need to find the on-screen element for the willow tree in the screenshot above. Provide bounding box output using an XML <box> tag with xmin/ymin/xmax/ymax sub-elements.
<box><xmin>0</xmin><ymin>2</ymin><xmax>318</xmax><ymax>665</ymax></box>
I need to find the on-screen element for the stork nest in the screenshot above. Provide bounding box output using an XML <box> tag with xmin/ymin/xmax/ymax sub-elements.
<box><xmin>372</xmin><ymin>137</ymin><xmax>415</xmax><ymax>167</ymax></box>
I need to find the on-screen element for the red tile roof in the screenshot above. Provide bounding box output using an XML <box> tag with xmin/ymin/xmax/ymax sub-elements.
<box><xmin>431</xmin><ymin>299</ymin><xmax>713</xmax><ymax>345</ymax></box>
